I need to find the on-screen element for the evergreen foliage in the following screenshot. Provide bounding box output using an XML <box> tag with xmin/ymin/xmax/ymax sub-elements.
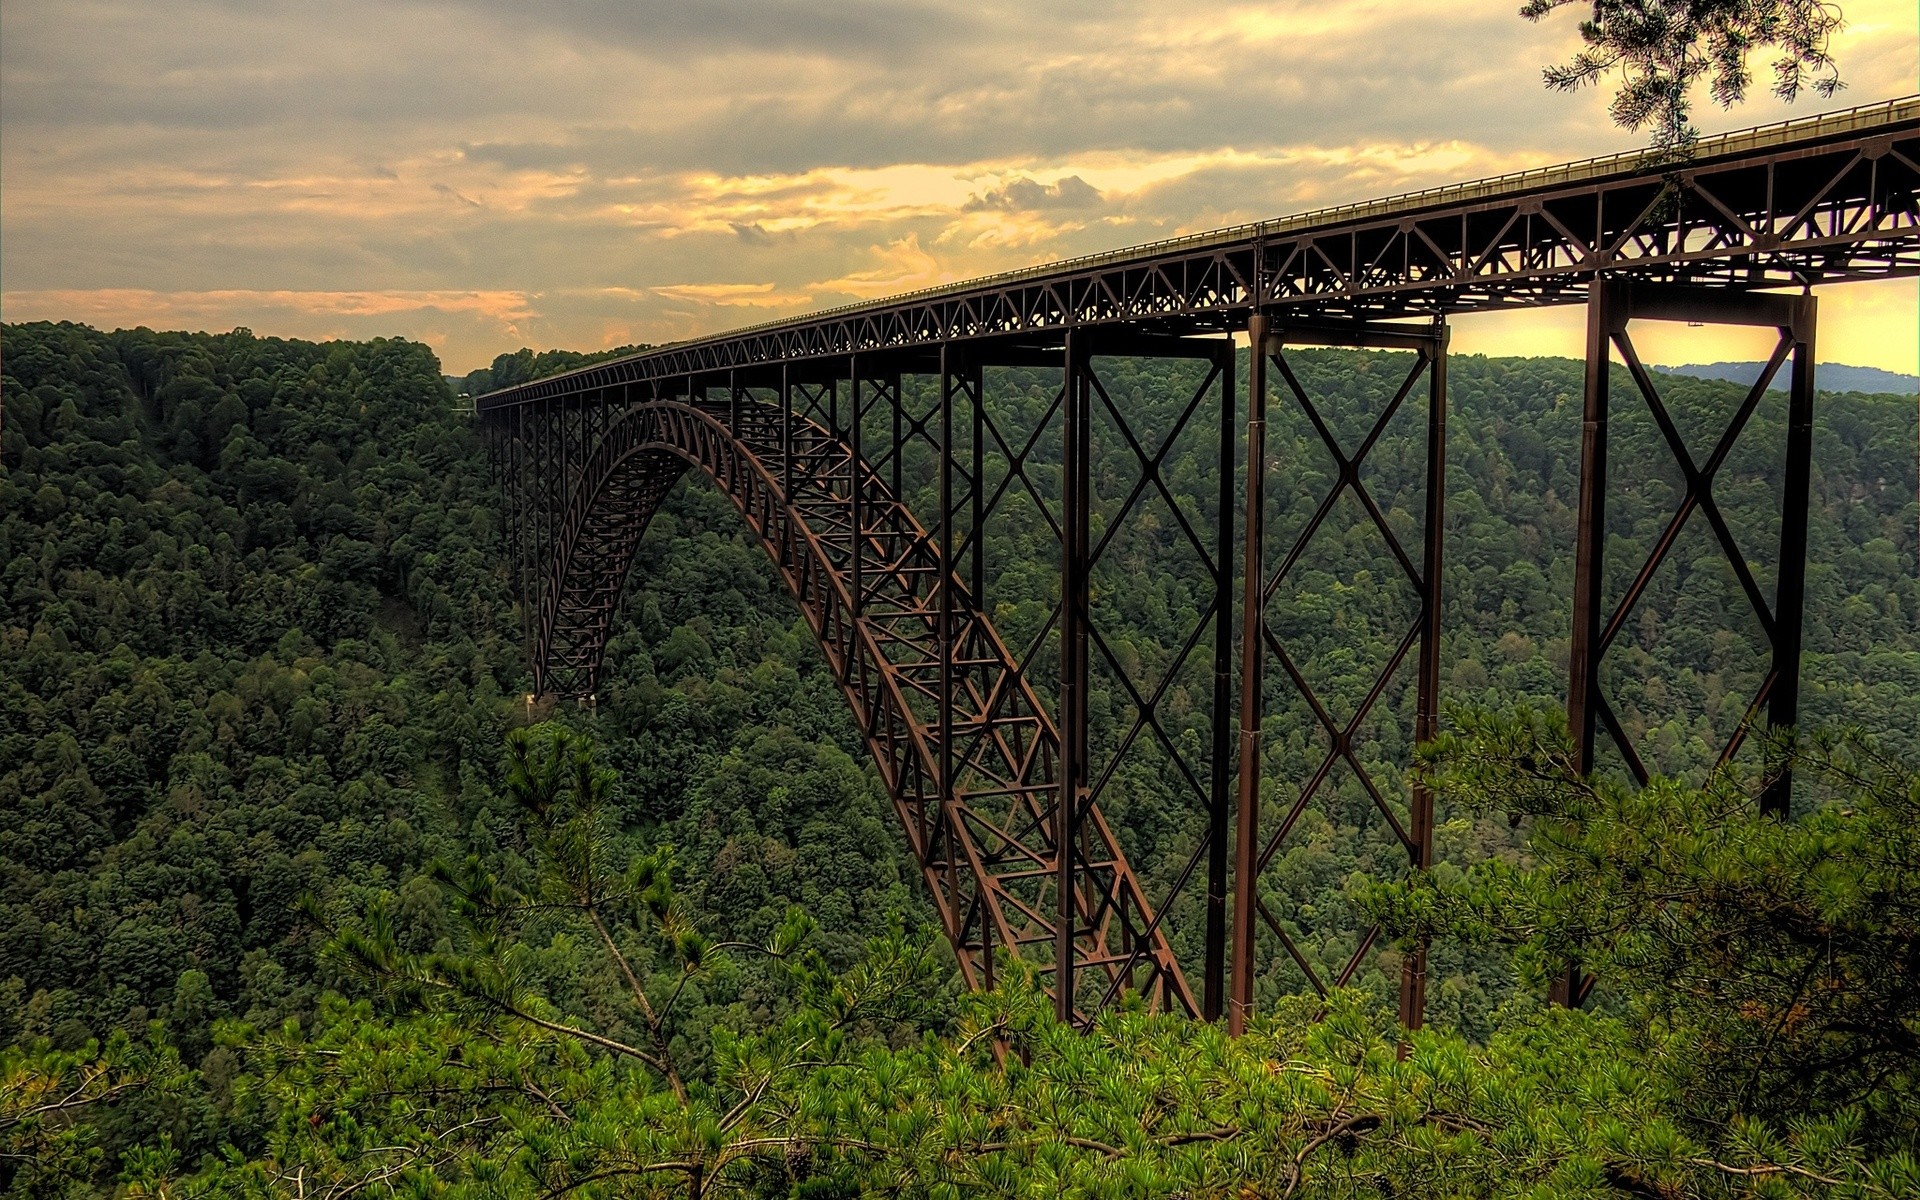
<box><xmin>3</xmin><ymin>320</ymin><xmax>1915</xmax><ymax>1194</ymax></box>
<box><xmin>1521</xmin><ymin>0</ymin><xmax>1845</xmax><ymax>157</ymax></box>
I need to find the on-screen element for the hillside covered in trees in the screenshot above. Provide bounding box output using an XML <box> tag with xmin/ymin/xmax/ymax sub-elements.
<box><xmin>2</xmin><ymin>320</ymin><xmax>1916</xmax><ymax>1196</ymax></box>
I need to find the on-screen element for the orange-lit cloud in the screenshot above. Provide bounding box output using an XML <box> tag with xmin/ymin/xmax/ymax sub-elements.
<box><xmin>649</xmin><ymin>283</ymin><xmax>814</xmax><ymax>308</ymax></box>
<box><xmin>4</xmin><ymin>287</ymin><xmax>535</xmax><ymax>327</ymax></box>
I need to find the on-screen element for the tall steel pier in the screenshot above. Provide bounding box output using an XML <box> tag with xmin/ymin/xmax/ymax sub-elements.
<box><xmin>479</xmin><ymin>99</ymin><xmax>1920</xmax><ymax>1030</ymax></box>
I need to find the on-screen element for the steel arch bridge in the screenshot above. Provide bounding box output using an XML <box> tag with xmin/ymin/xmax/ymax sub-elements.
<box><xmin>478</xmin><ymin>98</ymin><xmax>1920</xmax><ymax>1030</ymax></box>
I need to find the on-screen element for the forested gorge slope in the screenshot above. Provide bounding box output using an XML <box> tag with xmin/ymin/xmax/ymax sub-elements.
<box><xmin>1</xmin><ymin>320</ymin><xmax>1916</xmax><ymax>1194</ymax></box>
<box><xmin>2</xmin><ymin>325</ymin><xmax>518</xmax><ymax>1049</ymax></box>
<box><xmin>0</xmin><ymin>323</ymin><xmax>926</xmax><ymax>1179</ymax></box>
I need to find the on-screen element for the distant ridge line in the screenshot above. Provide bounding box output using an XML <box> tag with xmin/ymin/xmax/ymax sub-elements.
<box><xmin>1651</xmin><ymin>361</ymin><xmax>1920</xmax><ymax>395</ymax></box>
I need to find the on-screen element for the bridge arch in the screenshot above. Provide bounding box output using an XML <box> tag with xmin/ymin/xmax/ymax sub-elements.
<box><xmin>532</xmin><ymin>397</ymin><xmax>1192</xmax><ymax>1017</ymax></box>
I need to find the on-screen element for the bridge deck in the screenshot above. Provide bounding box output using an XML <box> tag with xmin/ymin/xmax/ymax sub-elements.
<box><xmin>479</xmin><ymin>96</ymin><xmax>1918</xmax><ymax>410</ymax></box>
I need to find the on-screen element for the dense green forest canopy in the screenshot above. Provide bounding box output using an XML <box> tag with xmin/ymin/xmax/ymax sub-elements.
<box><xmin>1</xmin><ymin>320</ymin><xmax>1915</xmax><ymax>1196</ymax></box>
<box><xmin>454</xmin><ymin>345</ymin><xmax>653</xmax><ymax>400</ymax></box>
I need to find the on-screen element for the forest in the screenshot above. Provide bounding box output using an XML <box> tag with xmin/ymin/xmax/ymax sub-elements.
<box><xmin>1</xmin><ymin>319</ymin><xmax>1916</xmax><ymax>1197</ymax></box>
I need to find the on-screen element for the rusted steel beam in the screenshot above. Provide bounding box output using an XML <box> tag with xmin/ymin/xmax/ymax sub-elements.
<box><xmin>1231</xmin><ymin>315</ymin><xmax>1448</xmax><ymax>1035</ymax></box>
<box><xmin>1767</xmin><ymin>316</ymin><xmax>1817</xmax><ymax>819</ymax></box>
<box><xmin>1559</xmin><ymin>278</ymin><xmax>1819</xmax><ymax>1007</ymax></box>
<box><xmin>1401</xmin><ymin>318</ymin><xmax>1448</xmax><ymax>1034</ymax></box>
<box><xmin>1205</xmin><ymin>339</ymin><xmax>1236</xmax><ymax>1023</ymax></box>
<box><xmin>1057</xmin><ymin>331</ymin><xmax>1090</xmax><ymax>1023</ymax></box>
<box><xmin>1230</xmin><ymin>311</ymin><xmax>1270</xmax><ymax>1037</ymax></box>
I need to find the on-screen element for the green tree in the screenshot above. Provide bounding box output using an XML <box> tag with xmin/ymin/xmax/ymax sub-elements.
<box><xmin>1366</xmin><ymin>710</ymin><xmax>1920</xmax><ymax>1153</ymax></box>
<box><xmin>0</xmin><ymin>1031</ymin><xmax>186</xmax><ymax>1198</ymax></box>
<box><xmin>280</xmin><ymin>724</ymin><xmax>945</xmax><ymax>1198</ymax></box>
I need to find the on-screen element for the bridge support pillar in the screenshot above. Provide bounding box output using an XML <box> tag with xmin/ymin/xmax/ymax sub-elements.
<box><xmin>1042</xmin><ymin>332</ymin><xmax>1231</xmax><ymax>1022</ymax></box>
<box><xmin>1057</xmin><ymin>331</ymin><xmax>1091</xmax><ymax>1024</ymax></box>
<box><xmin>1559</xmin><ymin>278</ymin><xmax>1818</xmax><ymax>1006</ymax></box>
<box><xmin>1230</xmin><ymin>312</ymin><xmax>1270</xmax><ymax>1037</ymax></box>
<box><xmin>850</xmin><ymin>357</ymin><xmax>865</xmax><ymax>618</ymax></box>
<box><xmin>1205</xmin><ymin>335</ymin><xmax>1238</xmax><ymax>1024</ymax></box>
<box><xmin>1231</xmin><ymin>313</ymin><xmax>1449</xmax><ymax>1036</ymax></box>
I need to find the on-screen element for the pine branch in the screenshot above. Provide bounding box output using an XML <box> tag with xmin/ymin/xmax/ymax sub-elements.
<box><xmin>1688</xmin><ymin>1157</ymin><xmax>1842</xmax><ymax>1186</ymax></box>
<box><xmin>583</xmin><ymin>905</ymin><xmax>685</xmax><ymax>1102</ymax></box>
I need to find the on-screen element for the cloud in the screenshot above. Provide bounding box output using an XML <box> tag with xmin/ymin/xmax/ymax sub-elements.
<box><xmin>3</xmin><ymin>0</ymin><xmax>1912</xmax><ymax>373</ymax></box>
<box><xmin>433</xmin><ymin>183</ymin><xmax>485</xmax><ymax>208</ymax></box>
<box><xmin>965</xmin><ymin>174</ymin><xmax>1103</xmax><ymax>212</ymax></box>
<box><xmin>2</xmin><ymin>287</ymin><xmax>535</xmax><ymax>323</ymax></box>
<box><xmin>807</xmin><ymin>235</ymin><xmax>956</xmax><ymax>301</ymax></box>
<box><xmin>649</xmin><ymin>282</ymin><xmax>813</xmax><ymax>308</ymax></box>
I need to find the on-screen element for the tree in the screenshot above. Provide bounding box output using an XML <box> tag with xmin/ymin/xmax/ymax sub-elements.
<box><xmin>7</xmin><ymin>323</ymin><xmax>1918</xmax><ymax>1192</ymax></box>
<box><xmin>1363</xmin><ymin>709</ymin><xmax>1920</xmax><ymax>1154</ymax></box>
<box><xmin>1522</xmin><ymin>0</ymin><xmax>1845</xmax><ymax>156</ymax></box>
<box><xmin>280</xmin><ymin>724</ymin><xmax>945</xmax><ymax>1198</ymax></box>
<box><xmin>207</xmin><ymin>725</ymin><xmax>1917</xmax><ymax>1199</ymax></box>
<box><xmin>0</xmin><ymin>1031</ymin><xmax>186</xmax><ymax>1198</ymax></box>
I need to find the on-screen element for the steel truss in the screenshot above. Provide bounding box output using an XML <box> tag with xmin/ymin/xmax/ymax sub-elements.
<box><xmin>512</xmin><ymin>363</ymin><xmax>1241</xmax><ymax>1020</ymax></box>
<box><xmin>1230</xmin><ymin>317</ymin><xmax>1447</xmax><ymax>1034</ymax></box>
<box><xmin>479</xmin><ymin>101</ymin><xmax>1914</xmax><ymax>407</ymax></box>
<box><xmin>477</xmin><ymin>100</ymin><xmax>1917</xmax><ymax>1031</ymax></box>
<box><xmin>1552</xmin><ymin>279</ymin><xmax>1820</xmax><ymax>1007</ymax></box>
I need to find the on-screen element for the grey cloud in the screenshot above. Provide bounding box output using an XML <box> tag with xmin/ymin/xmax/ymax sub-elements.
<box><xmin>6</xmin><ymin>0</ymin><xmax>1893</xmax><ymax>374</ymax></box>
<box><xmin>2</xmin><ymin>0</ymin><xmax>1609</xmax><ymax>181</ymax></box>
<box><xmin>434</xmin><ymin>0</ymin><xmax>979</xmax><ymax>60</ymax></box>
<box><xmin>485</xmin><ymin>10</ymin><xmax>1594</xmax><ymax>178</ymax></box>
<box><xmin>7</xmin><ymin>0</ymin><xmax>1555</xmax><ymax>159</ymax></box>
<box><xmin>965</xmin><ymin>174</ymin><xmax>1103</xmax><ymax>212</ymax></box>
<box><xmin>433</xmin><ymin>183</ymin><xmax>484</xmax><ymax>208</ymax></box>
<box><xmin>461</xmin><ymin>140</ymin><xmax>592</xmax><ymax>173</ymax></box>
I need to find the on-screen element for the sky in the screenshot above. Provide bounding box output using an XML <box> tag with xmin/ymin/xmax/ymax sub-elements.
<box><xmin>2</xmin><ymin>0</ymin><xmax>1916</xmax><ymax>376</ymax></box>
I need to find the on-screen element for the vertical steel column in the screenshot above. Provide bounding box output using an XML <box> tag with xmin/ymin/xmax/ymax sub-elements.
<box><xmin>519</xmin><ymin>404</ymin><xmax>532</xmax><ymax>613</ymax></box>
<box><xmin>1401</xmin><ymin>320</ymin><xmax>1449</xmax><ymax>1032</ymax></box>
<box><xmin>1205</xmin><ymin>340</ymin><xmax>1238</xmax><ymax>1022</ymax></box>
<box><xmin>561</xmin><ymin>393</ymin><xmax>573</xmax><ymax>539</ymax></box>
<box><xmin>485</xmin><ymin>413</ymin><xmax>498</xmax><ymax>490</ymax></box>
<box><xmin>937</xmin><ymin>343</ymin><xmax>960</xmax><ymax>976</ymax></box>
<box><xmin>1555</xmin><ymin>281</ymin><xmax>1616</xmax><ymax>1010</ymax></box>
<box><xmin>535</xmin><ymin>396</ymin><xmax>549</xmax><ymax>679</ymax></box>
<box><xmin>781</xmin><ymin>364</ymin><xmax>795</xmax><ymax>503</ymax></box>
<box><xmin>1057</xmin><ymin>330</ymin><xmax>1092</xmax><ymax>1024</ymax></box>
<box><xmin>970</xmin><ymin>364</ymin><xmax>986</xmax><ymax>609</ymax></box>
<box><xmin>850</xmin><ymin>356</ymin><xmax>864</xmax><ymax>617</ymax></box>
<box><xmin>528</xmin><ymin>397</ymin><xmax>540</xmax><ymax>623</ymax></box>
<box><xmin>1231</xmin><ymin>315</ymin><xmax>1271</xmax><ymax>1034</ymax></box>
<box><xmin>1568</xmin><ymin>281</ymin><xmax>1615</xmax><ymax>783</ymax></box>
<box><xmin>513</xmin><ymin>407</ymin><xmax>525</xmax><ymax>634</ymax></box>
<box><xmin>527</xmin><ymin>400</ymin><xmax>541</xmax><ymax>685</ymax></box>
<box><xmin>541</xmin><ymin>395</ymin><xmax>553</xmax><ymax>683</ymax></box>
<box><xmin>506</xmin><ymin>405</ymin><xmax>522</xmax><ymax>650</ymax></box>
<box><xmin>892</xmin><ymin>367</ymin><xmax>904</xmax><ymax>501</ymax></box>
<box><xmin>729</xmin><ymin>369</ymin><xmax>741</xmax><ymax>431</ymax></box>
<box><xmin>535</xmin><ymin>397</ymin><xmax>553</xmax><ymax>696</ymax></box>
<box><xmin>1765</xmin><ymin>299</ymin><xmax>1817</xmax><ymax>818</ymax></box>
